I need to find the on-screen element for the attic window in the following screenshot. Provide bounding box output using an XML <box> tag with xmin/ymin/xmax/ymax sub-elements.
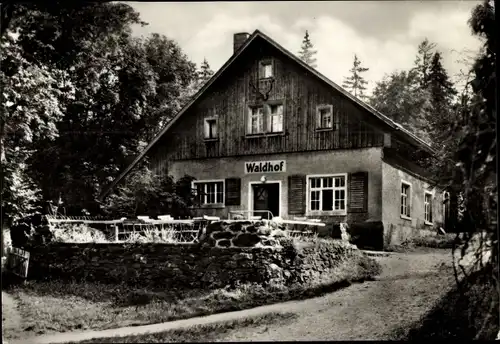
<box><xmin>204</xmin><ymin>117</ymin><xmax>218</xmax><ymax>140</ymax></box>
<box><xmin>259</xmin><ymin>60</ymin><xmax>273</xmax><ymax>79</ymax></box>
<box><xmin>316</xmin><ymin>104</ymin><xmax>335</xmax><ymax>130</ymax></box>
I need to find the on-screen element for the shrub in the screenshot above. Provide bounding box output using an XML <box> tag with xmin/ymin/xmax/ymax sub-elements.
<box><xmin>52</xmin><ymin>223</ymin><xmax>107</xmax><ymax>243</ymax></box>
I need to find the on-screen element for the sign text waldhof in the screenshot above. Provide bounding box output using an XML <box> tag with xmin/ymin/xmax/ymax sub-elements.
<box><xmin>244</xmin><ymin>160</ymin><xmax>286</xmax><ymax>174</ymax></box>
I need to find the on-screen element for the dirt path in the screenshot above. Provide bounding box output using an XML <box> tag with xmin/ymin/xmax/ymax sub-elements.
<box><xmin>219</xmin><ymin>250</ymin><xmax>456</xmax><ymax>341</ymax></box>
<box><xmin>2</xmin><ymin>291</ymin><xmax>23</xmax><ymax>342</ymax></box>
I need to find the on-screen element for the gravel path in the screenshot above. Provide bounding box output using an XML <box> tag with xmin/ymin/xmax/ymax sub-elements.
<box><xmin>219</xmin><ymin>250</ymin><xmax>456</xmax><ymax>341</ymax></box>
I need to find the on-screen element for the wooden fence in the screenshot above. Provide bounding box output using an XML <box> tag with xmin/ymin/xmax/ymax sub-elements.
<box><xmin>44</xmin><ymin>215</ymin><xmax>326</xmax><ymax>242</ymax></box>
<box><xmin>6</xmin><ymin>247</ymin><xmax>30</xmax><ymax>279</ymax></box>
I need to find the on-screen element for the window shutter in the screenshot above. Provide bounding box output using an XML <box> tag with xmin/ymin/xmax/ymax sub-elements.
<box><xmin>288</xmin><ymin>174</ymin><xmax>306</xmax><ymax>215</ymax></box>
<box><xmin>225</xmin><ymin>178</ymin><xmax>241</xmax><ymax>206</ymax></box>
<box><xmin>203</xmin><ymin>119</ymin><xmax>209</xmax><ymax>138</ymax></box>
<box><xmin>348</xmin><ymin>172</ymin><xmax>368</xmax><ymax>213</ymax></box>
<box><xmin>196</xmin><ymin>183</ymin><xmax>204</xmax><ymax>205</ymax></box>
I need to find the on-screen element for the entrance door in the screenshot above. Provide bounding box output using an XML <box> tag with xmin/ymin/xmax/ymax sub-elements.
<box><xmin>252</xmin><ymin>183</ymin><xmax>279</xmax><ymax>219</ymax></box>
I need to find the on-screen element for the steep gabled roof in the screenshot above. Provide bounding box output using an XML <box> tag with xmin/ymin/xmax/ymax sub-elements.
<box><xmin>100</xmin><ymin>29</ymin><xmax>435</xmax><ymax>200</ymax></box>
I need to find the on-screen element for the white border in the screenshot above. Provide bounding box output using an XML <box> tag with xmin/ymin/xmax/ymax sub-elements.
<box><xmin>400</xmin><ymin>180</ymin><xmax>412</xmax><ymax>220</ymax></box>
<box><xmin>305</xmin><ymin>173</ymin><xmax>348</xmax><ymax>216</ymax></box>
<box><xmin>192</xmin><ymin>179</ymin><xmax>226</xmax><ymax>206</ymax></box>
<box><xmin>248</xmin><ymin>180</ymin><xmax>282</xmax><ymax>218</ymax></box>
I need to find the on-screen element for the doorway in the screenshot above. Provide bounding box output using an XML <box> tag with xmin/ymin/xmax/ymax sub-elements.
<box><xmin>250</xmin><ymin>182</ymin><xmax>280</xmax><ymax>219</ymax></box>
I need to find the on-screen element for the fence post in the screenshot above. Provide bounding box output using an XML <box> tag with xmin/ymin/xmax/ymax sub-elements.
<box><xmin>114</xmin><ymin>225</ymin><xmax>119</xmax><ymax>242</ymax></box>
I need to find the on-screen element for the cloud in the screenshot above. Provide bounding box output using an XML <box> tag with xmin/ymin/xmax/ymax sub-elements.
<box><xmin>130</xmin><ymin>2</ymin><xmax>482</xmax><ymax>95</ymax></box>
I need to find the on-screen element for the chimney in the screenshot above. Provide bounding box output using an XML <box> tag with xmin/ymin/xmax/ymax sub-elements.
<box><xmin>233</xmin><ymin>32</ymin><xmax>250</xmax><ymax>53</ymax></box>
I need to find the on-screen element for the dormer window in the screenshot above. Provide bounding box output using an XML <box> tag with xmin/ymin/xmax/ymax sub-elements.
<box><xmin>316</xmin><ymin>104</ymin><xmax>334</xmax><ymax>130</ymax></box>
<box><xmin>204</xmin><ymin>117</ymin><xmax>218</xmax><ymax>140</ymax></box>
<box><xmin>259</xmin><ymin>60</ymin><xmax>273</xmax><ymax>79</ymax></box>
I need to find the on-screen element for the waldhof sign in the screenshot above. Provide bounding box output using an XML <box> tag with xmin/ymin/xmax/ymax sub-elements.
<box><xmin>244</xmin><ymin>160</ymin><xmax>286</xmax><ymax>174</ymax></box>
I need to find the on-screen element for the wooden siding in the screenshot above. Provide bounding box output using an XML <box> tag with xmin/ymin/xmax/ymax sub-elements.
<box><xmin>151</xmin><ymin>38</ymin><xmax>385</xmax><ymax>168</ymax></box>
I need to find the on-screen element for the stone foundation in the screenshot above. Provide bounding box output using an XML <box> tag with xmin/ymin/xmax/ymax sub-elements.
<box><xmin>27</xmin><ymin>238</ymin><xmax>362</xmax><ymax>289</ymax></box>
<box><xmin>199</xmin><ymin>220</ymin><xmax>286</xmax><ymax>248</ymax></box>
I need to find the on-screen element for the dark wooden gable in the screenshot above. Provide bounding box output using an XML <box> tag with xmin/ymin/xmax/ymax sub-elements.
<box><xmin>152</xmin><ymin>37</ymin><xmax>386</xmax><ymax>164</ymax></box>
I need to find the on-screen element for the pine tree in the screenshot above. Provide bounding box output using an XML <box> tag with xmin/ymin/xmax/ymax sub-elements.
<box><xmin>427</xmin><ymin>52</ymin><xmax>457</xmax><ymax>118</ymax></box>
<box><xmin>198</xmin><ymin>58</ymin><xmax>214</xmax><ymax>87</ymax></box>
<box><xmin>412</xmin><ymin>38</ymin><xmax>437</xmax><ymax>89</ymax></box>
<box><xmin>298</xmin><ymin>30</ymin><xmax>317</xmax><ymax>68</ymax></box>
<box><xmin>342</xmin><ymin>54</ymin><xmax>370</xmax><ymax>99</ymax></box>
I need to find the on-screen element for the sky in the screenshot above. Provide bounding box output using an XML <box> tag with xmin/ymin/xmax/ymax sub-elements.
<box><xmin>128</xmin><ymin>1</ymin><xmax>484</xmax><ymax>95</ymax></box>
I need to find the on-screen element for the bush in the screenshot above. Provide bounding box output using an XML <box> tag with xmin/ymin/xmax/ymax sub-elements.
<box><xmin>403</xmin><ymin>233</ymin><xmax>464</xmax><ymax>249</ymax></box>
<box><xmin>51</xmin><ymin>223</ymin><xmax>107</xmax><ymax>243</ymax></box>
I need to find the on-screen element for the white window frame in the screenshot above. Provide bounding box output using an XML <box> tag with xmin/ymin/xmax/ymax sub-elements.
<box><xmin>247</xmin><ymin>105</ymin><xmax>265</xmax><ymax>135</ymax></box>
<box><xmin>316</xmin><ymin>104</ymin><xmax>334</xmax><ymax>130</ymax></box>
<box><xmin>306</xmin><ymin>173</ymin><xmax>348</xmax><ymax>216</ymax></box>
<box><xmin>400</xmin><ymin>181</ymin><xmax>412</xmax><ymax>220</ymax></box>
<box><xmin>424</xmin><ymin>191</ymin><xmax>433</xmax><ymax>225</ymax></box>
<box><xmin>192</xmin><ymin>180</ymin><xmax>225</xmax><ymax>206</ymax></box>
<box><xmin>266</xmin><ymin>103</ymin><xmax>284</xmax><ymax>133</ymax></box>
<box><xmin>203</xmin><ymin>117</ymin><xmax>218</xmax><ymax>140</ymax></box>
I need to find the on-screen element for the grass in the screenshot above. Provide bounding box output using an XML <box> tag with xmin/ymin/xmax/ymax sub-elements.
<box><xmin>61</xmin><ymin>312</ymin><xmax>298</xmax><ymax>343</ymax></box>
<box><xmin>2</xmin><ymin>253</ymin><xmax>380</xmax><ymax>341</ymax></box>
<box><xmin>388</xmin><ymin>266</ymin><xmax>499</xmax><ymax>340</ymax></box>
<box><xmin>385</xmin><ymin>232</ymin><xmax>464</xmax><ymax>252</ymax></box>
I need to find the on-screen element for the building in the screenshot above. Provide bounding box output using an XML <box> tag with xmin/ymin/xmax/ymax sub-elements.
<box><xmin>102</xmin><ymin>30</ymin><xmax>449</xmax><ymax>247</ymax></box>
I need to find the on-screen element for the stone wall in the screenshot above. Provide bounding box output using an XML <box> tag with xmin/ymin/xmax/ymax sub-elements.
<box><xmin>27</xmin><ymin>238</ymin><xmax>361</xmax><ymax>289</ymax></box>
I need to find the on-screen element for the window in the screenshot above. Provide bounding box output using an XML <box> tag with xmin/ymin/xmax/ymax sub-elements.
<box><xmin>259</xmin><ymin>60</ymin><xmax>273</xmax><ymax>79</ymax></box>
<box><xmin>193</xmin><ymin>181</ymin><xmax>224</xmax><ymax>205</ymax></box>
<box><xmin>308</xmin><ymin>175</ymin><xmax>346</xmax><ymax>213</ymax></box>
<box><xmin>248</xmin><ymin>106</ymin><xmax>264</xmax><ymax>134</ymax></box>
<box><xmin>204</xmin><ymin>117</ymin><xmax>218</xmax><ymax>139</ymax></box>
<box><xmin>401</xmin><ymin>182</ymin><xmax>411</xmax><ymax>218</ymax></box>
<box><xmin>424</xmin><ymin>192</ymin><xmax>433</xmax><ymax>224</ymax></box>
<box><xmin>267</xmin><ymin>104</ymin><xmax>283</xmax><ymax>133</ymax></box>
<box><xmin>316</xmin><ymin>105</ymin><xmax>334</xmax><ymax>130</ymax></box>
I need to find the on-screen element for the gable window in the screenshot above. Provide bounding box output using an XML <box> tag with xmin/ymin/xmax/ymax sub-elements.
<box><xmin>248</xmin><ymin>106</ymin><xmax>264</xmax><ymax>134</ymax></box>
<box><xmin>401</xmin><ymin>181</ymin><xmax>411</xmax><ymax>218</ymax></box>
<box><xmin>259</xmin><ymin>60</ymin><xmax>273</xmax><ymax>79</ymax></box>
<box><xmin>424</xmin><ymin>191</ymin><xmax>433</xmax><ymax>224</ymax></box>
<box><xmin>267</xmin><ymin>104</ymin><xmax>283</xmax><ymax>133</ymax></box>
<box><xmin>193</xmin><ymin>180</ymin><xmax>224</xmax><ymax>205</ymax></box>
<box><xmin>308</xmin><ymin>175</ymin><xmax>346</xmax><ymax>214</ymax></box>
<box><xmin>316</xmin><ymin>105</ymin><xmax>334</xmax><ymax>130</ymax></box>
<box><xmin>204</xmin><ymin>117</ymin><xmax>218</xmax><ymax>139</ymax></box>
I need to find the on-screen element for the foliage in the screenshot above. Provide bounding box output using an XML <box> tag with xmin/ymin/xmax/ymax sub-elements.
<box><xmin>123</xmin><ymin>228</ymin><xmax>179</xmax><ymax>244</ymax></box>
<box><xmin>455</xmin><ymin>0</ymin><xmax>496</xmax><ymax>245</ymax></box>
<box><xmin>0</xmin><ymin>28</ymin><xmax>74</xmax><ymax>225</ymax></box>
<box><xmin>1</xmin><ymin>3</ymin><xmax>198</xmax><ymax>216</ymax></box>
<box><xmin>197</xmin><ymin>58</ymin><xmax>214</xmax><ymax>89</ymax></box>
<box><xmin>101</xmin><ymin>166</ymin><xmax>195</xmax><ymax>218</ymax></box>
<box><xmin>412</xmin><ymin>38</ymin><xmax>437</xmax><ymax>89</ymax></box>
<box><xmin>420</xmin><ymin>51</ymin><xmax>460</xmax><ymax>189</ymax></box>
<box><xmin>369</xmin><ymin>70</ymin><xmax>432</xmax><ymax>142</ymax></box>
<box><xmin>342</xmin><ymin>54</ymin><xmax>370</xmax><ymax>99</ymax></box>
<box><xmin>51</xmin><ymin>223</ymin><xmax>107</xmax><ymax>243</ymax></box>
<box><xmin>298</xmin><ymin>30</ymin><xmax>317</xmax><ymax>68</ymax></box>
